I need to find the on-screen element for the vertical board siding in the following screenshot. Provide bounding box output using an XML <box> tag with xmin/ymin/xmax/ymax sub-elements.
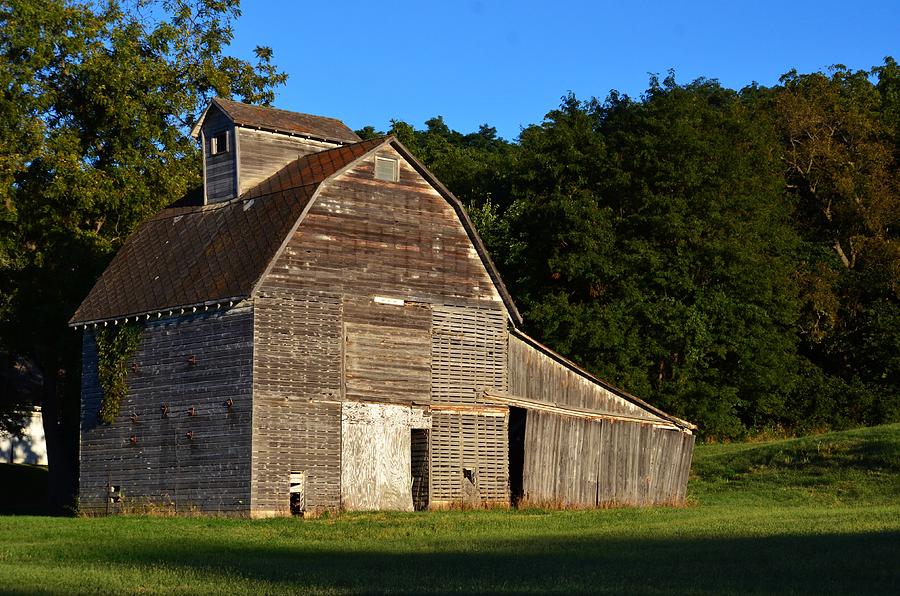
<box><xmin>508</xmin><ymin>334</ymin><xmax>666</xmax><ymax>423</ymax></box>
<box><xmin>237</xmin><ymin>129</ymin><xmax>339</xmax><ymax>195</ymax></box>
<box><xmin>430</xmin><ymin>411</ymin><xmax>508</xmax><ymax>505</ymax></box>
<box><xmin>522</xmin><ymin>410</ymin><xmax>694</xmax><ymax>507</ymax></box>
<box><xmin>252</xmin><ymin>290</ymin><xmax>342</xmax><ymax>515</ymax></box>
<box><xmin>79</xmin><ymin>308</ymin><xmax>253</xmax><ymax>514</ymax></box>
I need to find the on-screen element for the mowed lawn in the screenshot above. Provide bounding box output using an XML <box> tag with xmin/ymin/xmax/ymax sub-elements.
<box><xmin>1</xmin><ymin>424</ymin><xmax>898</xmax><ymax>594</ymax></box>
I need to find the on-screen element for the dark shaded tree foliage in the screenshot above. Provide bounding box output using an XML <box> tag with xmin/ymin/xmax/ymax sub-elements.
<box><xmin>376</xmin><ymin>63</ymin><xmax>898</xmax><ymax>439</ymax></box>
<box><xmin>0</xmin><ymin>0</ymin><xmax>285</xmax><ymax>510</ymax></box>
<box><xmin>504</xmin><ymin>79</ymin><xmax>803</xmax><ymax>438</ymax></box>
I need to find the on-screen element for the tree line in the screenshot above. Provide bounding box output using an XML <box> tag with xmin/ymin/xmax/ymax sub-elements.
<box><xmin>1</xmin><ymin>1</ymin><xmax>897</xmax><ymax>508</ymax></box>
<box><xmin>361</xmin><ymin>64</ymin><xmax>900</xmax><ymax>439</ymax></box>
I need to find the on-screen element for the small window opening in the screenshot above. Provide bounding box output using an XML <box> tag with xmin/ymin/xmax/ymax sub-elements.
<box><xmin>108</xmin><ymin>485</ymin><xmax>121</xmax><ymax>503</ymax></box>
<box><xmin>209</xmin><ymin>131</ymin><xmax>229</xmax><ymax>156</ymax></box>
<box><xmin>374</xmin><ymin>156</ymin><xmax>399</xmax><ymax>182</ymax></box>
<box><xmin>289</xmin><ymin>471</ymin><xmax>306</xmax><ymax>516</ymax></box>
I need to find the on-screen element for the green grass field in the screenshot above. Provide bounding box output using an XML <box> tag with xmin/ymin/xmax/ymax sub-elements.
<box><xmin>1</xmin><ymin>424</ymin><xmax>898</xmax><ymax>594</ymax></box>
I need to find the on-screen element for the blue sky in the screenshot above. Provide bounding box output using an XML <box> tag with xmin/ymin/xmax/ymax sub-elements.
<box><xmin>228</xmin><ymin>1</ymin><xmax>898</xmax><ymax>140</ymax></box>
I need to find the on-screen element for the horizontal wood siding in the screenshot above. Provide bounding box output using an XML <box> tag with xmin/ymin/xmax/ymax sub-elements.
<box><xmin>252</xmin><ymin>290</ymin><xmax>343</xmax><ymax>515</ymax></box>
<box><xmin>264</xmin><ymin>146</ymin><xmax>503</xmax><ymax>308</ymax></box>
<box><xmin>203</xmin><ymin>107</ymin><xmax>235</xmax><ymax>202</ymax></box>
<box><xmin>237</xmin><ymin>128</ymin><xmax>340</xmax><ymax>195</ymax></box>
<box><xmin>343</xmin><ymin>297</ymin><xmax>431</xmax><ymax>405</ymax></box>
<box><xmin>430</xmin><ymin>411</ymin><xmax>508</xmax><ymax>505</ymax></box>
<box><xmin>255</xmin><ymin>146</ymin><xmax>512</xmax><ymax>510</ymax></box>
<box><xmin>522</xmin><ymin>411</ymin><xmax>693</xmax><ymax>507</ymax></box>
<box><xmin>206</xmin><ymin>149</ymin><xmax>235</xmax><ymax>202</ymax></box>
<box><xmin>79</xmin><ymin>307</ymin><xmax>253</xmax><ymax>514</ymax></box>
<box><xmin>508</xmin><ymin>334</ymin><xmax>666</xmax><ymax>423</ymax></box>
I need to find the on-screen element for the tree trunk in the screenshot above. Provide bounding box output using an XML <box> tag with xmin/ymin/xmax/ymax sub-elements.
<box><xmin>39</xmin><ymin>360</ymin><xmax>79</xmax><ymax>515</ymax></box>
<box><xmin>833</xmin><ymin>239</ymin><xmax>851</xmax><ymax>269</ymax></box>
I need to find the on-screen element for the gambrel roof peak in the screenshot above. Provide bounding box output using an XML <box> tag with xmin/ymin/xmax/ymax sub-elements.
<box><xmin>69</xmin><ymin>136</ymin><xmax>522</xmax><ymax>327</ymax></box>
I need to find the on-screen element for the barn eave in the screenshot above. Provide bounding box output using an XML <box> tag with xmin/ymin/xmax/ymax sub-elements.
<box><xmin>69</xmin><ymin>295</ymin><xmax>249</xmax><ymax>329</ymax></box>
<box><xmin>507</xmin><ymin>328</ymin><xmax>697</xmax><ymax>433</ymax></box>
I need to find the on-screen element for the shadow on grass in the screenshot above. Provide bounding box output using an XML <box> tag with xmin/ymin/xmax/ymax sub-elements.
<box><xmin>0</xmin><ymin>463</ymin><xmax>48</xmax><ymax>515</ymax></box>
<box><xmin>72</xmin><ymin>529</ymin><xmax>900</xmax><ymax>594</ymax></box>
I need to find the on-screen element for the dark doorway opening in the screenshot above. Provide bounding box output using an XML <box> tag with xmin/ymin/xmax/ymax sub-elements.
<box><xmin>508</xmin><ymin>407</ymin><xmax>527</xmax><ymax>506</ymax></box>
<box><xmin>289</xmin><ymin>471</ymin><xmax>306</xmax><ymax>516</ymax></box>
<box><xmin>411</xmin><ymin>429</ymin><xmax>429</xmax><ymax>511</ymax></box>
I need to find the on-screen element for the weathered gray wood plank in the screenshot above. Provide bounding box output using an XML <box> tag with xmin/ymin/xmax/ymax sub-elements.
<box><xmin>79</xmin><ymin>308</ymin><xmax>254</xmax><ymax>514</ymax></box>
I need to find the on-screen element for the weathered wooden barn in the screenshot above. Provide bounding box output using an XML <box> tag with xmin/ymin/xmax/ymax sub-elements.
<box><xmin>70</xmin><ymin>98</ymin><xmax>695</xmax><ymax>516</ymax></box>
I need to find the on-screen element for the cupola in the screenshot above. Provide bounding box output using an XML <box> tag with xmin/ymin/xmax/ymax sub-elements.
<box><xmin>191</xmin><ymin>98</ymin><xmax>362</xmax><ymax>204</ymax></box>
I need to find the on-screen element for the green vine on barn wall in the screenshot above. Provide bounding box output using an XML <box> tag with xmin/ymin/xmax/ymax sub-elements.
<box><xmin>95</xmin><ymin>323</ymin><xmax>143</xmax><ymax>424</ymax></box>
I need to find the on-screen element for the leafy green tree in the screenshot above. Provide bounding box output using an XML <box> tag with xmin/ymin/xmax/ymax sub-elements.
<box><xmin>501</xmin><ymin>80</ymin><xmax>802</xmax><ymax>438</ymax></box>
<box><xmin>775</xmin><ymin>63</ymin><xmax>900</xmax><ymax>427</ymax></box>
<box><xmin>361</xmin><ymin>65</ymin><xmax>899</xmax><ymax>439</ymax></box>
<box><xmin>0</xmin><ymin>0</ymin><xmax>285</xmax><ymax>510</ymax></box>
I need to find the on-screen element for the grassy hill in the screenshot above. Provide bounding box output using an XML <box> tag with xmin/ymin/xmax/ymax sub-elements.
<box><xmin>691</xmin><ymin>423</ymin><xmax>900</xmax><ymax>507</ymax></box>
<box><xmin>0</xmin><ymin>424</ymin><xmax>897</xmax><ymax>594</ymax></box>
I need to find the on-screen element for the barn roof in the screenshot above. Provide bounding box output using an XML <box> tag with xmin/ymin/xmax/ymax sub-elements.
<box><xmin>70</xmin><ymin>138</ymin><xmax>383</xmax><ymax>325</ymax></box>
<box><xmin>191</xmin><ymin>98</ymin><xmax>361</xmax><ymax>144</ymax></box>
<box><xmin>69</xmin><ymin>136</ymin><xmax>522</xmax><ymax>326</ymax></box>
<box><xmin>504</xmin><ymin>329</ymin><xmax>696</xmax><ymax>431</ymax></box>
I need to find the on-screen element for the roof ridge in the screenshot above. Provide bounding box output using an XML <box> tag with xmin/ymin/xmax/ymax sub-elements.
<box><xmin>193</xmin><ymin>98</ymin><xmax>361</xmax><ymax>143</ymax></box>
<box><xmin>213</xmin><ymin>97</ymin><xmax>349</xmax><ymax>126</ymax></box>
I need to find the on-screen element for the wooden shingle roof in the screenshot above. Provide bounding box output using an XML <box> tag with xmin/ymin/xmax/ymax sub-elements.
<box><xmin>191</xmin><ymin>98</ymin><xmax>361</xmax><ymax>144</ymax></box>
<box><xmin>70</xmin><ymin>138</ymin><xmax>384</xmax><ymax>325</ymax></box>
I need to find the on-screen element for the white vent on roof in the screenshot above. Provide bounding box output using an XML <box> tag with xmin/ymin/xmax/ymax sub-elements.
<box><xmin>374</xmin><ymin>156</ymin><xmax>399</xmax><ymax>182</ymax></box>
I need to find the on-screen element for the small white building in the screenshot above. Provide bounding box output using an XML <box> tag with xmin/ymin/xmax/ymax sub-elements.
<box><xmin>1</xmin><ymin>408</ymin><xmax>48</xmax><ymax>465</ymax></box>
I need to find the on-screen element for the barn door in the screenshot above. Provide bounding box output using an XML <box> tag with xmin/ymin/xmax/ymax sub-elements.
<box><xmin>340</xmin><ymin>402</ymin><xmax>431</xmax><ymax>511</ymax></box>
<box><xmin>339</xmin><ymin>297</ymin><xmax>433</xmax><ymax>510</ymax></box>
